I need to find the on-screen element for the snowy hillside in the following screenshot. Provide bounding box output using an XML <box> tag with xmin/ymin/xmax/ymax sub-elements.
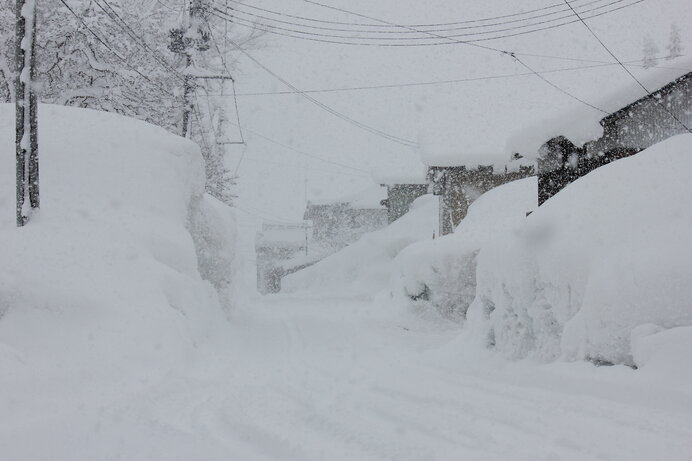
<box><xmin>0</xmin><ymin>104</ymin><xmax>237</xmax><ymax>459</ymax></box>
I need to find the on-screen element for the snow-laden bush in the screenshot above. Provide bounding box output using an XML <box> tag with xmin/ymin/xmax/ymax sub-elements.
<box><xmin>391</xmin><ymin>178</ymin><xmax>536</xmax><ymax>319</ymax></box>
<box><xmin>467</xmin><ymin>134</ymin><xmax>692</xmax><ymax>366</ymax></box>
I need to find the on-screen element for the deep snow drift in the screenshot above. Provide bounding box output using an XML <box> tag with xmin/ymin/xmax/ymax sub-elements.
<box><xmin>467</xmin><ymin>134</ymin><xmax>692</xmax><ymax>369</ymax></box>
<box><xmin>391</xmin><ymin>177</ymin><xmax>537</xmax><ymax>319</ymax></box>
<box><xmin>0</xmin><ymin>104</ymin><xmax>237</xmax><ymax>459</ymax></box>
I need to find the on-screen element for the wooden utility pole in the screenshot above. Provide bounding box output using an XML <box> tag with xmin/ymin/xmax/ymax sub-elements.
<box><xmin>15</xmin><ymin>0</ymin><xmax>39</xmax><ymax>227</ymax></box>
<box><xmin>181</xmin><ymin>53</ymin><xmax>193</xmax><ymax>138</ymax></box>
<box><xmin>169</xmin><ymin>0</ymin><xmax>211</xmax><ymax>138</ymax></box>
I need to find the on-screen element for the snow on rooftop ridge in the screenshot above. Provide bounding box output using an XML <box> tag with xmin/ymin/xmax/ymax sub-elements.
<box><xmin>370</xmin><ymin>160</ymin><xmax>429</xmax><ymax>185</ymax></box>
<box><xmin>507</xmin><ymin>56</ymin><xmax>692</xmax><ymax>159</ymax></box>
<box><xmin>256</xmin><ymin>227</ymin><xmax>307</xmax><ymax>248</ymax></box>
<box><xmin>420</xmin><ymin>150</ymin><xmax>534</xmax><ymax>173</ymax></box>
<box><xmin>373</xmin><ymin>172</ymin><xmax>428</xmax><ymax>185</ymax></box>
<box><xmin>309</xmin><ymin>185</ymin><xmax>387</xmax><ymax>210</ymax></box>
<box><xmin>348</xmin><ymin>185</ymin><xmax>388</xmax><ymax>209</ymax></box>
<box><xmin>422</xmin><ymin>150</ymin><xmax>510</xmax><ymax>169</ymax></box>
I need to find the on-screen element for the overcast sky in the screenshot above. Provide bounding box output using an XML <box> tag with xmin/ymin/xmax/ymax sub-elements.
<box><xmin>226</xmin><ymin>0</ymin><xmax>690</xmax><ymax>235</ymax></box>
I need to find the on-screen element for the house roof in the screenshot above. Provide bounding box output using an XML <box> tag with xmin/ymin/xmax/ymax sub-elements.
<box><xmin>308</xmin><ymin>185</ymin><xmax>387</xmax><ymax>210</ymax></box>
<box><xmin>602</xmin><ymin>71</ymin><xmax>692</xmax><ymax>124</ymax></box>
<box><xmin>507</xmin><ymin>56</ymin><xmax>692</xmax><ymax>158</ymax></box>
<box><xmin>256</xmin><ymin>227</ymin><xmax>307</xmax><ymax>250</ymax></box>
<box><xmin>424</xmin><ymin>151</ymin><xmax>535</xmax><ymax>172</ymax></box>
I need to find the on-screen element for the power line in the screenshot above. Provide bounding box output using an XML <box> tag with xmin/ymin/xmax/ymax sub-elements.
<box><xmin>241</xmin><ymin>156</ymin><xmax>370</xmax><ymax>178</ymax></box>
<box><xmin>209</xmin><ymin>0</ymin><xmax>644</xmax><ymax>47</ymax></box>
<box><xmin>214</xmin><ymin>0</ymin><xmax>599</xmax><ymax>29</ymax></box>
<box><xmin>562</xmin><ymin>0</ymin><xmax>691</xmax><ymax>131</ymax></box>
<box><xmin>222</xmin><ymin>59</ymin><xmax>682</xmax><ymax>97</ymax></box>
<box><xmin>223</xmin><ymin>117</ymin><xmax>370</xmax><ymax>173</ymax></box>
<box><xmin>301</xmin><ymin>0</ymin><xmax>608</xmax><ymax>114</ymax></box>
<box><xmin>225</xmin><ymin>38</ymin><xmax>418</xmax><ymax>146</ymax></box>
<box><xmin>210</xmin><ymin>0</ymin><xmax>628</xmax><ymax>38</ymax></box>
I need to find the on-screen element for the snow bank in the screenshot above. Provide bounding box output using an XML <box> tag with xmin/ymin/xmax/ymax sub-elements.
<box><xmin>282</xmin><ymin>194</ymin><xmax>438</xmax><ymax>297</ymax></box>
<box><xmin>0</xmin><ymin>104</ymin><xmax>236</xmax><ymax>452</ymax></box>
<box><xmin>391</xmin><ymin>178</ymin><xmax>536</xmax><ymax>319</ymax></box>
<box><xmin>467</xmin><ymin>134</ymin><xmax>692</xmax><ymax>366</ymax></box>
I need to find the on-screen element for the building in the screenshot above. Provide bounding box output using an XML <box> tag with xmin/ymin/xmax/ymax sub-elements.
<box><xmin>533</xmin><ymin>66</ymin><xmax>692</xmax><ymax>205</ymax></box>
<box><xmin>425</xmin><ymin>156</ymin><xmax>534</xmax><ymax>235</ymax></box>
<box><xmin>378</xmin><ymin>175</ymin><xmax>429</xmax><ymax>224</ymax></box>
<box><xmin>255</xmin><ymin>223</ymin><xmax>308</xmax><ymax>294</ymax></box>
<box><xmin>304</xmin><ymin>185</ymin><xmax>388</xmax><ymax>250</ymax></box>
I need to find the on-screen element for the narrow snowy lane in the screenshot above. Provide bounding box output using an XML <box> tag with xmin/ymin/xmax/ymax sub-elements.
<box><xmin>128</xmin><ymin>294</ymin><xmax>692</xmax><ymax>461</ymax></box>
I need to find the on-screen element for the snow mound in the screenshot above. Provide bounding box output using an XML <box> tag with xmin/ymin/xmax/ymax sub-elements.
<box><xmin>392</xmin><ymin>177</ymin><xmax>536</xmax><ymax>319</ymax></box>
<box><xmin>467</xmin><ymin>134</ymin><xmax>692</xmax><ymax>365</ymax></box>
<box><xmin>283</xmin><ymin>194</ymin><xmax>438</xmax><ymax>297</ymax></box>
<box><xmin>0</xmin><ymin>104</ymin><xmax>236</xmax><ymax>450</ymax></box>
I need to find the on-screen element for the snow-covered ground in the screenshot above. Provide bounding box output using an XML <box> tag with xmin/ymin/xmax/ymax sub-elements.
<box><xmin>7</xmin><ymin>291</ymin><xmax>692</xmax><ymax>460</ymax></box>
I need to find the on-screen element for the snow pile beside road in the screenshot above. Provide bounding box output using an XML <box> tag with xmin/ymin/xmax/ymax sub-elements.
<box><xmin>282</xmin><ymin>194</ymin><xmax>438</xmax><ymax>297</ymax></box>
<box><xmin>391</xmin><ymin>177</ymin><xmax>536</xmax><ymax>319</ymax></box>
<box><xmin>467</xmin><ymin>134</ymin><xmax>692</xmax><ymax>367</ymax></box>
<box><xmin>0</xmin><ymin>104</ymin><xmax>236</xmax><ymax>456</ymax></box>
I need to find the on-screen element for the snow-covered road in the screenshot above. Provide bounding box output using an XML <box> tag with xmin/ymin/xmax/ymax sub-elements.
<box><xmin>5</xmin><ymin>294</ymin><xmax>692</xmax><ymax>461</ymax></box>
<box><xmin>119</xmin><ymin>295</ymin><xmax>692</xmax><ymax>460</ymax></box>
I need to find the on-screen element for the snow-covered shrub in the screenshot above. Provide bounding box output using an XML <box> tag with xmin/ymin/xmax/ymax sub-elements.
<box><xmin>467</xmin><ymin>134</ymin><xmax>692</xmax><ymax>366</ymax></box>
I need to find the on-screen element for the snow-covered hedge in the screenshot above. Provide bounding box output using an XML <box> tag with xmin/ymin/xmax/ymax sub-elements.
<box><xmin>391</xmin><ymin>178</ymin><xmax>536</xmax><ymax>319</ymax></box>
<box><xmin>467</xmin><ymin>134</ymin><xmax>692</xmax><ymax>366</ymax></box>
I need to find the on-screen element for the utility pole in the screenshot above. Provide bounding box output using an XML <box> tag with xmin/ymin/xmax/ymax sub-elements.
<box><xmin>304</xmin><ymin>177</ymin><xmax>309</xmax><ymax>256</ymax></box>
<box><xmin>169</xmin><ymin>0</ymin><xmax>211</xmax><ymax>138</ymax></box>
<box><xmin>15</xmin><ymin>0</ymin><xmax>39</xmax><ymax>227</ymax></box>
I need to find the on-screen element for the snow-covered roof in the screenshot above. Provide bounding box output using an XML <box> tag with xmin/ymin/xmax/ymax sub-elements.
<box><xmin>422</xmin><ymin>151</ymin><xmax>535</xmax><ymax>173</ymax></box>
<box><xmin>422</xmin><ymin>150</ymin><xmax>512</xmax><ymax>169</ymax></box>
<box><xmin>371</xmin><ymin>162</ymin><xmax>429</xmax><ymax>185</ymax></box>
<box><xmin>309</xmin><ymin>185</ymin><xmax>387</xmax><ymax>210</ymax></box>
<box><xmin>346</xmin><ymin>186</ymin><xmax>388</xmax><ymax>210</ymax></box>
<box><xmin>507</xmin><ymin>56</ymin><xmax>692</xmax><ymax>159</ymax></box>
<box><xmin>256</xmin><ymin>227</ymin><xmax>307</xmax><ymax>248</ymax></box>
<box><xmin>374</xmin><ymin>173</ymin><xmax>428</xmax><ymax>185</ymax></box>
